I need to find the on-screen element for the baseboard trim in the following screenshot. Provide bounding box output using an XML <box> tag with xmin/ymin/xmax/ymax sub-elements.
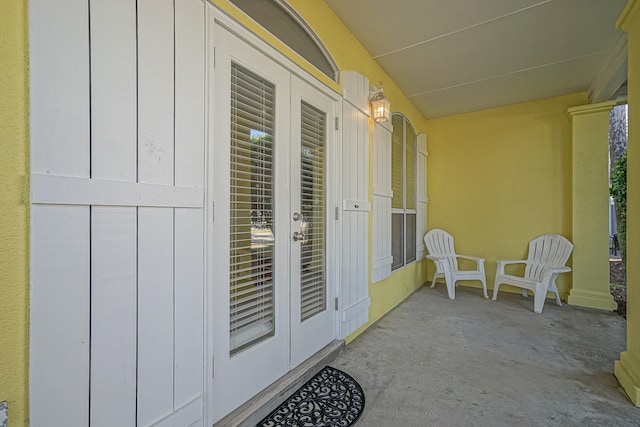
<box><xmin>615</xmin><ymin>351</ymin><xmax>640</xmax><ymax>406</ymax></box>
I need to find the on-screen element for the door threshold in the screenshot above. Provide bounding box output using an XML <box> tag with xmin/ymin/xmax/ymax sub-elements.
<box><xmin>215</xmin><ymin>340</ymin><xmax>345</xmax><ymax>426</ymax></box>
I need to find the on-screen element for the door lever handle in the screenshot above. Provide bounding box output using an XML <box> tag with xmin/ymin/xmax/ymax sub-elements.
<box><xmin>293</xmin><ymin>231</ymin><xmax>306</xmax><ymax>242</ymax></box>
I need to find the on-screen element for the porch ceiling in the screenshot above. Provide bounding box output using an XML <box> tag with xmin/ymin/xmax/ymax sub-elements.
<box><xmin>324</xmin><ymin>0</ymin><xmax>629</xmax><ymax>118</ymax></box>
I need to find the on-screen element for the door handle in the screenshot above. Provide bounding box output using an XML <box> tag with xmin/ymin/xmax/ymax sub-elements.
<box><xmin>293</xmin><ymin>231</ymin><xmax>305</xmax><ymax>242</ymax></box>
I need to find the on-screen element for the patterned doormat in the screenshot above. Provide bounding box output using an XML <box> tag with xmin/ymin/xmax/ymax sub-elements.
<box><xmin>257</xmin><ymin>366</ymin><xmax>365</xmax><ymax>427</ymax></box>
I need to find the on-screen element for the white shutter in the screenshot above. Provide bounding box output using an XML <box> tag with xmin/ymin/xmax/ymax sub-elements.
<box><xmin>416</xmin><ymin>133</ymin><xmax>428</xmax><ymax>260</ymax></box>
<box><xmin>340</xmin><ymin>71</ymin><xmax>371</xmax><ymax>338</ymax></box>
<box><xmin>372</xmin><ymin>119</ymin><xmax>394</xmax><ymax>282</ymax></box>
<box><xmin>30</xmin><ymin>1</ymin><xmax>206</xmax><ymax>425</ymax></box>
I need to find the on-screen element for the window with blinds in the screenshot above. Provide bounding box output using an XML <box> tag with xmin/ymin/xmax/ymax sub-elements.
<box><xmin>229</xmin><ymin>62</ymin><xmax>276</xmax><ymax>355</ymax></box>
<box><xmin>391</xmin><ymin>113</ymin><xmax>417</xmax><ymax>270</ymax></box>
<box><xmin>300</xmin><ymin>101</ymin><xmax>327</xmax><ymax>321</ymax></box>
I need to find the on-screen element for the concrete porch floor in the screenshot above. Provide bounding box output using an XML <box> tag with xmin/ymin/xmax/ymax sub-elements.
<box><xmin>333</xmin><ymin>284</ymin><xmax>640</xmax><ymax>426</ymax></box>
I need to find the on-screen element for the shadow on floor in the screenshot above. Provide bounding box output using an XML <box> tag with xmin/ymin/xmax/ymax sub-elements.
<box><xmin>333</xmin><ymin>284</ymin><xmax>638</xmax><ymax>427</ymax></box>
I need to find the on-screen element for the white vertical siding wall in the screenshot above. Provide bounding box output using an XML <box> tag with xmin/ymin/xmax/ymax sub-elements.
<box><xmin>416</xmin><ymin>133</ymin><xmax>428</xmax><ymax>260</ymax></box>
<box><xmin>29</xmin><ymin>0</ymin><xmax>206</xmax><ymax>425</ymax></box>
<box><xmin>340</xmin><ymin>71</ymin><xmax>371</xmax><ymax>338</ymax></box>
<box><xmin>372</xmin><ymin>120</ymin><xmax>394</xmax><ymax>282</ymax></box>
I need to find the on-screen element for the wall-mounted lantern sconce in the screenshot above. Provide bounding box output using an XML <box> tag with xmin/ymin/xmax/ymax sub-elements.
<box><xmin>369</xmin><ymin>81</ymin><xmax>391</xmax><ymax>123</ymax></box>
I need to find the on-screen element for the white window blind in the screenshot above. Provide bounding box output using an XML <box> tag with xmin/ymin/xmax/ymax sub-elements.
<box><xmin>300</xmin><ymin>101</ymin><xmax>327</xmax><ymax>321</ymax></box>
<box><xmin>229</xmin><ymin>62</ymin><xmax>276</xmax><ymax>354</ymax></box>
<box><xmin>391</xmin><ymin>113</ymin><xmax>417</xmax><ymax>271</ymax></box>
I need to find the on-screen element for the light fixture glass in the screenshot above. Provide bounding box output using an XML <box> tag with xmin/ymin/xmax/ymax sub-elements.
<box><xmin>370</xmin><ymin>82</ymin><xmax>391</xmax><ymax>123</ymax></box>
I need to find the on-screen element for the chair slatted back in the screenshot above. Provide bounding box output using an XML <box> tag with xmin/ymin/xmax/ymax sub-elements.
<box><xmin>424</xmin><ymin>229</ymin><xmax>459</xmax><ymax>271</ymax></box>
<box><xmin>524</xmin><ymin>234</ymin><xmax>573</xmax><ymax>281</ymax></box>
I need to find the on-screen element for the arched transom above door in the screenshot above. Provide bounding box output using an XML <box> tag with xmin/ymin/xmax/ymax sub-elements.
<box><xmin>228</xmin><ymin>0</ymin><xmax>339</xmax><ymax>82</ymax></box>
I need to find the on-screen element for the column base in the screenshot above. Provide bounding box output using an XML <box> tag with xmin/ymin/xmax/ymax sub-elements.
<box><xmin>567</xmin><ymin>289</ymin><xmax>617</xmax><ymax>311</ymax></box>
<box><xmin>615</xmin><ymin>351</ymin><xmax>640</xmax><ymax>406</ymax></box>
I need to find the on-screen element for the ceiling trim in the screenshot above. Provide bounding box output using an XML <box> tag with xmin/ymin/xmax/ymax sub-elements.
<box><xmin>588</xmin><ymin>35</ymin><xmax>628</xmax><ymax>103</ymax></box>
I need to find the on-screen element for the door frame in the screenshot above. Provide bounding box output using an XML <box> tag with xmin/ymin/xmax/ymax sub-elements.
<box><xmin>204</xmin><ymin>5</ymin><xmax>343</xmax><ymax>424</ymax></box>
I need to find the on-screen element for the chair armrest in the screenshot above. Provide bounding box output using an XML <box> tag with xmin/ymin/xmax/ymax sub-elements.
<box><xmin>495</xmin><ymin>259</ymin><xmax>526</xmax><ymax>276</ymax></box>
<box><xmin>546</xmin><ymin>266</ymin><xmax>571</xmax><ymax>274</ymax></box>
<box><xmin>456</xmin><ymin>254</ymin><xmax>485</xmax><ymax>262</ymax></box>
<box><xmin>425</xmin><ymin>254</ymin><xmax>450</xmax><ymax>273</ymax></box>
<box><xmin>456</xmin><ymin>255</ymin><xmax>485</xmax><ymax>273</ymax></box>
<box><xmin>496</xmin><ymin>259</ymin><xmax>527</xmax><ymax>266</ymax></box>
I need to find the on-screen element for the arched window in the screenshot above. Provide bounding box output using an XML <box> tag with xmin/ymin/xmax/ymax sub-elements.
<box><xmin>229</xmin><ymin>0</ymin><xmax>339</xmax><ymax>82</ymax></box>
<box><xmin>391</xmin><ymin>113</ymin><xmax>417</xmax><ymax>270</ymax></box>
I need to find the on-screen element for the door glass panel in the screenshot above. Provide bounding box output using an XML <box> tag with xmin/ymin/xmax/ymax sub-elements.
<box><xmin>229</xmin><ymin>62</ymin><xmax>276</xmax><ymax>355</ymax></box>
<box><xmin>299</xmin><ymin>101</ymin><xmax>326</xmax><ymax>321</ymax></box>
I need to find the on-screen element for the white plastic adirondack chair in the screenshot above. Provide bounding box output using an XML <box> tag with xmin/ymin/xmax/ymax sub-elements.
<box><xmin>424</xmin><ymin>229</ymin><xmax>488</xmax><ymax>300</ymax></box>
<box><xmin>492</xmin><ymin>234</ymin><xmax>573</xmax><ymax>313</ymax></box>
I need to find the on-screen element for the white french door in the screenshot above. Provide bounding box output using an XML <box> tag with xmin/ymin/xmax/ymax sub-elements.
<box><xmin>209</xmin><ymin>24</ymin><xmax>338</xmax><ymax>423</ymax></box>
<box><xmin>210</xmin><ymin>25</ymin><xmax>291</xmax><ymax>422</ymax></box>
<box><xmin>289</xmin><ymin>76</ymin><xmax>338</xmax><ymax>368</ymax></box>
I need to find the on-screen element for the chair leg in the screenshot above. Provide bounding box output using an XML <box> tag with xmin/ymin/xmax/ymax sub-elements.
<box><xmin>492</xmin><ymin>278</ymin><xmax>501</xmax><ymax>301</ymax></box>
<box><xmin>553</xmin><ymin>289</ymin><xmax>562</xmax><ymax>307</ymax></box>
<box><xmin>549</xmin><ymin>277</ymin><xmax>562</xmax><ymax>306</ymax></box>
<box><xmin>553</xmin><ymin>291</ymin><xmax>562</xmax><ymax>307</ymax></box>
<box><xmin>533</xmin><ymin>291</ymin><xmax>545</xmax><ymax>314</ymax></box>
<box><xmin>444</xmin><ymin>273</ymin><xmax>455</xmax><ymax>299</ymax></box>
<box><xmin>430</xmin><ymin>273</ymin><xmax>439</xmax><ymax>289</ymax></box>
<box><xmin>480</xmin><ymin>277</ymin><xmax>488</xmax><ymax>299</ymax></box>
<box><xmin>533</xmin><ymin>282</ymin><xmax>551</xmax><ymax>314</ymax></box>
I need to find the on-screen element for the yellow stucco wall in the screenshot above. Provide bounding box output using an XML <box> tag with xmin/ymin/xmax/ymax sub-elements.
<box><xmin>615</xmin><ymin>0</ymin><xmax>640</xmax><ymax>406</ymax></box>
<box><xmin>0</xmin><ymin>0</ymin><xmax>30</xmax><ymax>425</ymax></box>
<box><xmin>425</xmin><ymin>93</ymin><xmax>589</xmax><ymax>297</ymax></box>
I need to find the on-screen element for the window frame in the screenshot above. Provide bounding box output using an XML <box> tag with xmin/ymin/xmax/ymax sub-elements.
<box><xmin>391</xmin><ymin>113</ymin><xmax>417</xmax><ymax>271</ymax></box>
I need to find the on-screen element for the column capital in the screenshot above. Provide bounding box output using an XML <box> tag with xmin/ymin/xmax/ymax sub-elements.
<box><xmin>567</xmin><ymin>101</ymin><xmax>616</xmax><ymax>118</ymax></box>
